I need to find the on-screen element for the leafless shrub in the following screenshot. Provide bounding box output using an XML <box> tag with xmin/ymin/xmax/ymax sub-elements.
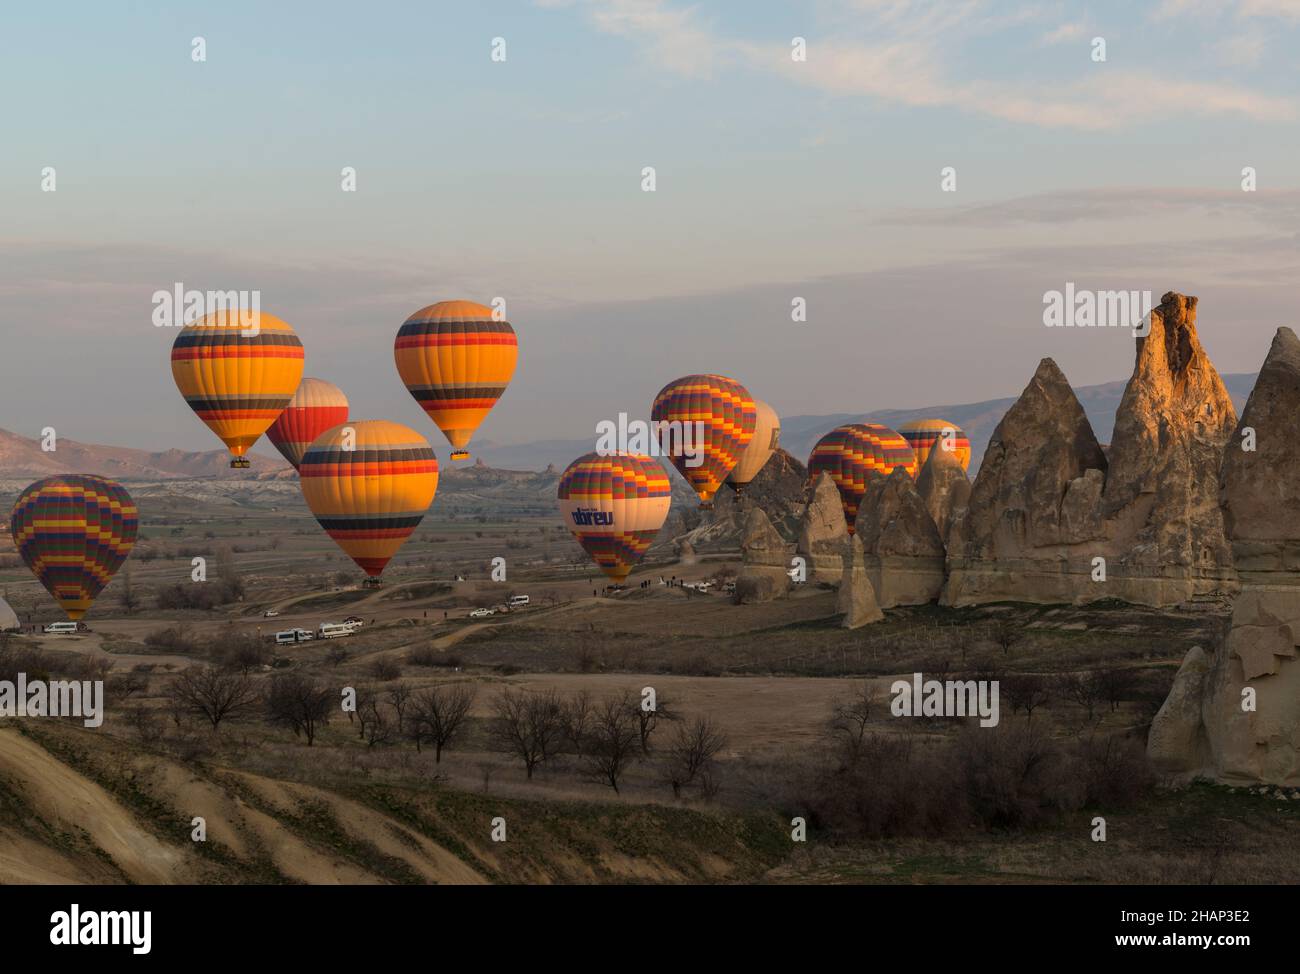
<box><xmin>267</xmin><ymin>672</ymin><xmax>333</xmax><ymax>746</ymax></box>
<box><xmin>167</xmin><ymin>665</ymin><xmax>259</xmax><ymax>731</ymax></box>
<box><xmin>410</xmin><ymin>683</ymin><xmax>477</xmax><ymax>762</ymax></box>
<box><xmin>662</xmin><ymin>716</ymin><xmax>728</xmax><ymax>799</ymax></box>
<box><xmin>489</xmin><ymin>688</ymin><xmax>564</xmax><ymax>779</ymax></box>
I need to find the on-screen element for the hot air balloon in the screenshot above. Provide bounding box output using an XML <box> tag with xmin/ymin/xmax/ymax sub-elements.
<box><xmin>558</xmin><ymin>452</ymin><xmax>671</xmax><ymax>583</ymax></box>
<box><xmin>807</xmin><ymin>424</ymin><xmax>917</xmax><ymax>532</ymax></box>
<box><xmin>298</xmin><ymin>420</ymin><xmax>439</xmax><ymax>585</ymax></box>
<box><xmin>10</xmin><ymin>475</ymin><xmax>138</xmax><ymax>621</ymax></box>
<box><xmin>395</xmin><ymin>300</ymin><xmax>517</xmax><ymax>461</ymax></box>
<box><xmin>266</xmin><ymin>378</ymin><xmax>350</xmax><ymax>471</ymax></box>
<box><xmin>727</xmin><ymin>399</ymin><xmax>780</xmax><ymax>492</ymax></box>
<box><xmin>899</xmin><ymin>418</ymin><xmax>971</xmax><ymax>472</ymax></box>
<box><xmin>650</xmin><ymin>374</ymin><xmax>756</xmax><ymax>507</ymax></box>
<box><xmin>171</xmin><ymin>310</ymin><xmax>304</xmax><ymax>468</ymax></box>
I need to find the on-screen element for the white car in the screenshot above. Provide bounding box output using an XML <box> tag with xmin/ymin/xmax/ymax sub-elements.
<box><xmin>468</xmin><ymin>608</ymin><xmax>496</xmax><ymax>619</ymax></box>
<box><xmin>508</xmin><ymin>595</ymin><xmax>530</xmax><ymax>608</ymax></box>
<box><xmin>263</xmin><ymin>609</ymin><xmax>280</xmax><ymax>618</ymax></box>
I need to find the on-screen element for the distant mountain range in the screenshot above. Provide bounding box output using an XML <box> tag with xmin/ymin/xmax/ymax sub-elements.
<box><xmin>473</xmin><ymin>372</ymin><xmax>1260</xmax><ymax>475</ymax></box>
<box><xmin>0</xmin><ymin>372</ymin><xmax>1259</xmax><ymax>482</ymax></box>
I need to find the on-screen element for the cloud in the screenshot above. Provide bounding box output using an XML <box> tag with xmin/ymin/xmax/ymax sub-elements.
<box><xmin>1038</xmin><ymin>22</ymin><xmax>1088</xmax><ymax>45</ymax></box>
<box><xmin>560</xmin><ymin>0</ymin><xmax>1295</xmax><ymax>129</ymax></box>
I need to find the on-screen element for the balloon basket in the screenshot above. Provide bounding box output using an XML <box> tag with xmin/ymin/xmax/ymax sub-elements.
<box><xmin>450</xmin><ymin>450</ymin><xmax>470</xmax><ymax>461</ymax></box>
<box><xmin>230</xmin><ymin>457</ymin><xmax>251</xmax><ymax>469</ymax></box>
<box><xmin>362</xmin><ymin>577</ymin><xmax>383</xmax><ymax>589</ymax></box>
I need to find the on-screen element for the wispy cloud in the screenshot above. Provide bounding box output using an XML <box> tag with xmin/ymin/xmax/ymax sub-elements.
<box><xmin>559</xmin><ymin>0</ymin><xmax>1296</xmax><ymax>129</ymax></box>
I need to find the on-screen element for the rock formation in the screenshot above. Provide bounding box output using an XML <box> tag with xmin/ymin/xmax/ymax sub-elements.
<box><xmin>1149</xmin><ymin>327</ymin><xmax>1300</xmax><ymax>785</ymax></box>
<box><xmin>915</xmin><ymin>444</ymin><xmax>971</xmax><ymax>542</ymax></box>
<box><xmin>944</xmin><ymin>290</ymin><xmax>1238</xmax><ymax>608</ymax></box>
<box><xmin>1099</xmin><ymin>292</ymin><xmax>1238</xmax><ymax>604</ymax></box>
<box><xmin>734</xmin><ymin>507</ymin><xmax>792</xmax><ymax>603</ymax></box>
<box><xmin>854</xmin><ymin>467</ymin><xmax>945</xmax><ymax>607</ymax></box>
<box><xmin>942</xmin><ymin>357</ymin><xmax>1109</xmax><ymax>606</ymax></box>
<box><xmin>671</xmin><ymin>448</ymin><xmax>807</xmax><ymax>551</ymax></box>
<box><xmin>837</xmin><ymin>534</ymin><xmax>884</xmax><ymax>628</ymax></box>
<box><xmin>797</xmin><ymin>472</ymin><xmax>849</xmax><ymax>584</ymax></box>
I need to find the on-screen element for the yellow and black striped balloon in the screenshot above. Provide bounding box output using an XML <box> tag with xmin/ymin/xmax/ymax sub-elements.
<box><xmin>171</xmin><ymin>310</ymin><xmax>304</xmax><ymax>463</ymax></box>
<box><xmin>807</xmin><ymin>424</ymin><xmax>917</xmax><ymax>532</ymax></box>
<box><xmin>298</xmin><ymin>420</ymin><xmax>439</xmax><ymax>578</ymax></box>
<box><xmin>395</xmin><ymin>300</ymin><xmax>517</xmax><ymax>459</ymax></box>
<box><xmin>10</xmin><ymin>476</ymin><xmax>139</xmax><ymax>621</ymax></box>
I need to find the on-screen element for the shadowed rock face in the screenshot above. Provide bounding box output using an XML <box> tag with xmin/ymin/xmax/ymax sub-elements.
<box><xmin>1150</xmin><ymin>327</ymin><xmax>1300</xmax><ymax>786</ymax></box>
<box><xmin>942</xmin><ymin>357</ymin><xmax>1109</xmax><ymax>606</ymax></box>
<box><xmin>1100</xmin><ymin>292</ymin><xmax>1238</xmax><ymax>602</ymax></box>
<box><xmin>855</xmin><ymin>467</ymin><xmax>945</xmax><ymax>607</ymax></box>
<box><xmin>735</xmin><ymin>507</ymin><xmax>791</xmax><ymax>603</ymax></box>
<box><xmin>797</xmin><ymin>472</ymin><xmax>849</xmax><ymax>585</ymax></box>
<box><xmin>837</xmin><ymin>534</ymin><xmax>884</xmax><ymax>628</ymax></box>
<box><xmin>915</xmin><ymin>445</ymin><xmax>971</xmax><ymax>542</ymax></box>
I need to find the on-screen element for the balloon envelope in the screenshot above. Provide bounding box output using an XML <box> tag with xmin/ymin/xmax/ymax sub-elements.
<box><xmin>266</xmin><ymin>377</ymin><xmax>350</xmax><ymax>470</ymax></box>
<box><xmin>299</xmin><ymin>421</ymin><xmax>439</xmax><ymax>577</ymax></box>
<box><xmin>170</xmin><ymin>311</ymin><xmax>304</xmax><ymax>462</ymax></box>
<box><xmin>650</xmin><ymin>373</ymin><xmax>756</xmax><ymax>506</ymax></box>
<box><xmin>807</xmin><ymin>423</ymin><xmax>917</xmax><ymax>532</ymax></box>
<box><xmin>727</xmin><ymin>398</ymin><xmax>780</xmax><ymax>489</ymax></box>
<box><xmin>558</xmin><ymin>452</ymin><xmax>671</xmax><ymax>583</ymax></box>
<box><xmin>899</xmin><ymin>418</ymin><xmax>971</xmax><ymax>472</ymax></box>
<box><xmin>394</xmin><ymin>300</ymin><xmax>517</xmax><ymax>458</ymax></box>
<box><xmin>10</xmin><ymin>475</ymin><xmax>138</xmax><ymax>620</ymax></box>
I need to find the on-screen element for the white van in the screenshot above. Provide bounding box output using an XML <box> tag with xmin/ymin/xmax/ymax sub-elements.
<box><xmin>317</xmin><ymin>622</ymin><xmax>354</xmax><ymax>639</ymax></box>
<box><xmin>508</xmin><ymin>595</ymin><xmax>530</xmax><ymax>608</ymax></box>
<box><xmin>43</xmin><ymin>621</ymin><xmax>79</xmax><ymax>635</ymax></box>
<box><xmin>274</xmin><ymin>628</ymin><xmax>313</xmax><ymax>645</ymax></box>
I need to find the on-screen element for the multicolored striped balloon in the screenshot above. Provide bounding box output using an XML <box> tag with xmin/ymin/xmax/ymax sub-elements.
<box><xmin>650</xmin><ymin>374</ymin><xmax>756</xmax><ymax>507</ymax></box>
<box><xmin>395</xmin><ymin>300</ymin><xmax>517</xmax><ymax>461</ymax></box>
<box><xmin>899</xmin><ymin>418</ymin><xmax>971</xmax><ymax>472</ymax></box>
<box><xmin>558</xmin><ymin>453</ymin><xmax>671</xmax><ymax>583</ymax></box>
<box><xmin>299</xmin><ymin>421</ymin><xmax>439</xmax><ymax>578</ymax></box>
<box><xmin>10</xmin><ymin>476</ymin><xmax>139</xmax><ymax>621</ymax></box>
<box><xmin>170</xmin><ymin>311</ymin><xmax>304</xmax><ymax>467</ymax></box>
<box><xmin>807</xmin><ymin>424</ymin><xmax>918</xmax><ymax>533</ymax></box>
<box><xmin>266</xmin><ymin>377</ymin><xmax>350</xmax><ymax>471</ymax></box>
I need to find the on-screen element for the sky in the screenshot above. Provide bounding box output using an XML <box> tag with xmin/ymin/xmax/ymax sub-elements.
<box><xmin>2</xmin><ymin>0</ymin><xmax>1298</xmax><ymax>457</ymax></box>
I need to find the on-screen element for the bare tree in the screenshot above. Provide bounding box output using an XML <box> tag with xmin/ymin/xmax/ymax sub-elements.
<box><xmin>631</xmin><ymin>691</ymin><xmax>675</xmax><ymax>754</ymax></box>
<box><xmin>1056</xmin><ymin>671</ymin><xmax>1106</xmax><ymax>723</ymax></box>
<box><xmin>1002</xmin><ymin>673</ymin><xmax>1052</xmax><ymax>720</ymax></box>
<box><xmin>411</xmin><ymin>683</ymin><xmax>477</xmax><ymax>762</ymax></box>
<box><xmin>386</xmin><ymin>683</ymin><xmax>414</xmax><ymax>734</ymax></box>
<box><xmin>267</xmin><ymin>672</ymin><xmax>333</xmax><ymax>746</ymax></box>
<box><xmin>662</xmin><ymin>716</ymin><xmax>728</xmax><ymax>799</ymax></box>
<box><xmin>830</xmin><ymin>681</ymin><xmax>878</xmax><ymax>763</ymax></box>
<box><xmin>360</xmin><ymin>697</ymin><xmax>394</xmax><ymax>748</ymax></box>
<box><xmin>1097</xmin><ymin>665</ymin><xmax>1137</xmax><ymax>713</ymax></box>
<box><xmin>490</xmin><ymin>688</ymin><xmax>564</xmax><ymax>779</ymax></box>
<box><xmin>561</xmin><ymin>690</ymin><xmax>593</xmax><ymax>755</ymax></box>
<box><xmin>584</xmin><ymin>692</ymin><xmax>642</xmax><ymax>793</ymax></box>
<box><xmin>168</xmin><ymin>665</ymin><xmax>259</xmax><ymax>731</ymax></box>
<box><xmin>989</xmin><ymin>617</ymin><xmax>1021</xmax><ymax>657</ymax></box>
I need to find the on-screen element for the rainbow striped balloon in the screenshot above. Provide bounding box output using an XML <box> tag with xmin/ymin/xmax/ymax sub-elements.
<box><xmin>266</xmin><ymin>377</ymin><xmax>350</xmax><ymax>471</ymax></box>
<box><xmin>807</xmin><ymin>424</ymin><xmax>917</xmax><ymax>533</ymax></box>
<box><xmin>899</xmin><ymin>418</ymin><xmax>971</xmax><ymax>472</ymax></box>
<box><xmin>170</xmin><ymin>311</ymin><xmax>304</xmax><ymax>465</ymax></box>
<box><xmin>395</xmin><ymin>300</ymin><xmax>518</xmax><ymax>460</ymax></box>
<box><xmin>10</xmin><ymin>476</ymin><xmax>139</xmax><ymax>621</ymax></box>
<box><xmin>558</xmin><ymin>453</ymin><xmax>671</xmax><ymax>583</ymax></box>
<box><xmin>299</xmin><ymin>421</ymin><xmax>439</xmax><ymax>578</ymax></box>
<box><xmin>650</xmin><ymin>374</ymin><xmax>756</xmax><ymax>507</ymax></box>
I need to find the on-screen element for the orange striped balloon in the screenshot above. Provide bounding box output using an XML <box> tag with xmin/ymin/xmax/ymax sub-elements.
<box><xmin>650</xmin><ymin>374</ymin><xmax>756</xmax><ymax>507</ymax></box>
<box><xmin>807</xmin><ymin>424</ymin><xmax>917</xmax><ymax>533</ymax></box>
<box><xmin>298</xmin><ymin>421</ymin><xmax>439</xmax><ymax>579</ymax></box>
<box><xmin>170</xmin><ymin>311</ymin><xmax>304</xmax><ymax>467</ymax></box>
<box><xmin>899</xmin><ymin>418</ymin><xmax>971</xmax><ymax>472</ymax></box>
<box><xmin>558</xmin><ymin>453</ymin><xmax>671</xmax><ymax>582</ymax></box>
<box><xmin>394</xmin><ymin>300</ymin><xmax>517</xmax><ymax>461</ymax></box>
